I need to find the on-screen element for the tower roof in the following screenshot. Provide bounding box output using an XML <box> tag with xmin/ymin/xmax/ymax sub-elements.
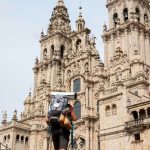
<box><xmin>76</xmin><ymin>6</ymin><xmax>85</xmax><ymax>31</ymax></box>
<box><xmin>47</xmin><ymin>0</ymin><xmax>71</xmax><ymax>35</ymax></box>
<box><xmin>76</xmin><ymin>6</ymin><xmax>85</xmax><ymax>23</ymax></box>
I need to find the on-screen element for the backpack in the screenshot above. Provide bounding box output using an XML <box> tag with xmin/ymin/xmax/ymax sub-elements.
<box><xmin>48</xmin><ymin>94</ymin><xmax>68</xmax><ymax>125</ymax></box>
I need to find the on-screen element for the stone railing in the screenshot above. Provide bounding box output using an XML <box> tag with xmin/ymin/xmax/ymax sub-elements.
<box><xmin>125</xmin><ymin>119</ymin><xmax>144</xmax><ymax>129</ymax></box>
<box><xmin>125</xmin><ymin>118</ymin><xmax>150</xmax><ymax>130</ymax></box>
<box><xmin>0</xmin><ymin>142</ymin><xmax>11</xmax><ymax>150</ymax></box>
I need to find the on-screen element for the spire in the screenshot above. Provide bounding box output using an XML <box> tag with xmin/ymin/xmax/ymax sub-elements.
<box><xmin>47</xmin><ymin>0</ymin><xmax>71</xmax><ymax>35</ymax></box>
<box><xmin>76</xmin><ymin>6</ymin><xmax>85</xmax><ymax>31</ymax></box>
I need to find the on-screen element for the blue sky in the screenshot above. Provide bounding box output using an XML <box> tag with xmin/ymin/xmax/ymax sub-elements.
<box><xmin>0</xmin><ymin>0</ymin><xmax>107</xmax><ymax>121</ymax></box>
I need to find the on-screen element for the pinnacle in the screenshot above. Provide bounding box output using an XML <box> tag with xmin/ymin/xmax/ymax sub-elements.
<box><xmin>57</xmin><ymin>0</ymin><xmax>65</xmax><ymax>7</ymax></box>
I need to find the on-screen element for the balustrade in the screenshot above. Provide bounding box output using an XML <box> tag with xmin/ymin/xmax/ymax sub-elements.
<box><xmin>0</xmin><ymin>142</ymin><xmax>11</xmax><ymax>150</ymax></box>
<box><xmin>125</xmin><ymin>118</ymin><xmax>150</xmax><ymax>130</ymax></box>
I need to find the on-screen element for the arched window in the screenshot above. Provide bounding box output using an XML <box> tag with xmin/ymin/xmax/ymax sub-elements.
<box><xmin>105</xmin><ymin>106</ymin><xmax>111</xmax><ymax>117</ymax></box>
<box><xmin>51</xmin><ymin>45</ymin><xmax>54</xmax><ymax>56</ymax></box>
<box><xmin>135</xmin><ymin>8</ymin><xmax>140</xmax><ymax>22</ymax></box>
<box><xmin>25</xmin><ymin>137</ymin><xmax>29</xmax><ymax>144</ymax></box>
<box><xmin>76</xmin><ymin>39</ymin><xmax>81</xmax><ymax>46</ymax></box>
<box><xmin>144</xmin><ymin>14</ymin><xmax>148</xmax><ymax>22</ymax></box>
<box><xmin>3</xmin><ymin>135</ymin><xmax>6</xmax><ymax>142</ymax></box>
<box><xmin>113</xmin><ymin>13</ymin><xmax>118</xmax><ymax>26</ymax></box>
<box><xmin>74</xmin><ymin>101</ymin><xmax>81</xmax><ymax>120</ymax></box>
<box><xmin>73</xmin><ymin>78</ymin><xmax>81</xmax><ymax>92</ymax></box>
<box><xmin>112</xmin><ymin>104</ymin><xmax>117</xmax><ymax>115</ymax></box>
<box><xmin>43</xmin><ymin>48</ymin><xmax>47</xmax><ymax>53</ymax></box>
<box><xmin>60</xmin><ymin>45</ymin><xmax>65</xmax><ymax>59</ymax></box>
<box><xmin>123</xmin><ymin>8</ymin><xmax>128</xmax><ymax>22</ymax></box>
<box><xmin>132</xmin><ymin>111</ymin><xmax>138</xmax><ymax>120</ymax></box>
<box><xmin>76</xmin><ymin>39</ymin><xmax>82</xmax><ymax>51</ymax></box>
<box><xmin>7</xmin><ymin>134</ymin><xmax>10</xmax><ymax>140</ymax></box>
<box><xmin>21</xmin><ymin>136</ymin><xmax>24</xmax><ymax>143</ymax></box>
<box><xmin>79</xmin><ymin>137</ymin><xmax>85</xmax><ymax>148</ymax></box>
<box><xmin>147</xmin><ymin>107</ymin><xmax>150</xmax><ymax>118</ymax></box>
<box><xmin>139</xmin><ymin>109</ymin><xmax>146</xmax><ymax>119</ymax></box>
<box><xmin>16</xmin><ymin>134</ymin><xmax>20</xmax><ymax>142</ymax></box>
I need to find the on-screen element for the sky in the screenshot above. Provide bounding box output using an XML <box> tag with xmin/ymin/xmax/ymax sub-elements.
<box><xmin>0</xmin><ymin>0</ymin><xmax>107</xmax><ymax>121</ymax></box>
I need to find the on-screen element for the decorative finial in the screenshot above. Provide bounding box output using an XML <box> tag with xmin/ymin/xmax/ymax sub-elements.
<box><xmin>79</xmin><ymin>6</ymin><xmax>82</xmax><ymax>16</ymax></box>
<box><xmin>103</xmin><ymin>22</ymin><xmax>107</xmax><ymax>32</ymax></box>
<box><xmin>12</xmin><ymin>109</ymin><xmax>18</xmax><ymax>121</ymax></box>
<box><xmin>29</xmin><ymin>86</ymin><xmax>31</xmax><ymax>97</ymax></box>
<box><xmin>2</xmin><ymin>111</ymin><xmax>7</xmax><ymax>125</ymax></box>
<box><xmin>41</xmin><ymin>29</ymin><xmax>44</xmax><ymax>38</ymax></box>
<box><xmin>35</xmin><ymin>57</ymin><xmax>39</xmax><ymax>65</ymax></box>
<box><xmin>57</xmin><ymin>0</ymin><xmax>64</xmax><ymax>6</ymax></box>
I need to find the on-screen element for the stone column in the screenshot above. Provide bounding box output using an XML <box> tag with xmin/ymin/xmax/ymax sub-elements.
<box><xmin>33</xmin><ymin>70</ymin><xmax>38</xmax><ymax>96</ymax></box>
<box><xmin>123</xmin><ymin>29</ymin><xmax>129</xmax><ymax>56</ymax></box>
<box><xmin>29</xmin><ymin>131</ymin><xmax>38</xmax><ymax>150</ymax></box>
<box><xmin>51</xmin><ymin>61</ymin><xmax>57</xmax><ymax>89</ymax></box>
<box><xmin>43</xmin><ymin>132</ymin><xmax>48</xmax><ymax>150</ymax></box>
<box><xmin>104</xmin><ymin>38</ymin><xmax>108</xmax><ymax>68</ymax></box>
<box><xmin>134</xmin><ymin>28</ymin><xmax>140</xmax><ymax>54</ymax></box>
<box><xmin>46</xmin><ymin>64</ymin><xmax>51</xmax><ymax>85</ymax></box>
<box><xmin>129</xmin><ymin>27</ymin><xmax>135</xmax><ymax>60</ymax></box>
<box><xmin>108</xmin><ymin>36</ymin><xmax>113</xmax><ymax>67</ymax></box>
<box><xmin>139</xmin><ymin>30</ymin><xmax>145</xmax><ymax>62</ymax></box>
<box><xmin>85</xmin><ymin>121</ymin><xmax>90</xmax><ymax>150</ymax></box>
<box><xmin>145</xmin><ymin>33</ymin><xmax>150</xmax><ymax>65</ymax></box>
<box><xmin>85</xmin><ymin>84</ymin><xmax>89</xmax><ymax>107</ymax></box>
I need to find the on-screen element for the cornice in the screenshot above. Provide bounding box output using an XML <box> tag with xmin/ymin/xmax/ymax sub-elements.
<box><xmin>39</xmin><ymin>32</ymin><xmax>71</xmax><ymax>43</ymax></box>
<box><xmin>102</xmin><ymin>22</ymin><xmax>150</xmax><ymax>42</ymax></box>
<box><xmin>70</xmin><ymin>28</ymin><xmax>91</xmax><ymax>38</ymax></box>
<box><xmin>106</xmin><ymin>0</ymin><xmax>150</xmax><ymax>9</ymax></box>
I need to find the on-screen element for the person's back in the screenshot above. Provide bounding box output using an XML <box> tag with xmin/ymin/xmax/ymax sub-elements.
<box><xmin>46</xmin><ymin>95</ymin><xmax>77</xmax><ymax>150</ymax></box>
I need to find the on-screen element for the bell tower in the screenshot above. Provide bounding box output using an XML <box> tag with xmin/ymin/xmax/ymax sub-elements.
<box><xmin>103</xmin><ymin>0</ymin><xmax>150</xmax><ymax>68</ymax></box>
<box><xmin>33</xmin><ymin>0</ymin><xmax>72</xmax><ymax>93</ymax></box>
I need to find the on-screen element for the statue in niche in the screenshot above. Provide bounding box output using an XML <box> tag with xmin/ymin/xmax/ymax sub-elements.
<box><xmin>116</xmin><ymin>68</ymin><xmax>122</xmax><ymax>81</ymax></box>
<box><xmin>76</xmin><ymin>39</ymin><xmax>82</xmax><ymax>53</ymax></box>
<box><xmin>43</xmin><ymin>49</ymin><xmax>48</xmax><ymax>61</ymax></box>
<box><xmin>67</xmin><ymin>70</ymin><xmax>71</xmax><ymax>79</ymax></box>
<box><xmin>84</xmin><ymin>63</ymin><xmax>89</xmax><ymax>72</ymax></box>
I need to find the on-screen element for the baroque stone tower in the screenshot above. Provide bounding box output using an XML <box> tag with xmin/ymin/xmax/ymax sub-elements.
<box><xmin>100</xmin><ymin>0</ymin><xmax>150</xmax><ymax>150</ymax></box>
<box><xmin>103</xmin><ymin>0</ymin><xmax>150</xmax><ymax>68</ymax></box>
<box><xmin>1</xmin><ymin>0</ymin><xmax>150</xmax><ymax>150</ymax></box>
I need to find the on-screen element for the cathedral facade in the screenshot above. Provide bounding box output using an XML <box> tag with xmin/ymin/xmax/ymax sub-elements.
<box><xmin>1</xmin><ymin>0</ymin><xmax>150</xmax><ymax>149</ymax></box>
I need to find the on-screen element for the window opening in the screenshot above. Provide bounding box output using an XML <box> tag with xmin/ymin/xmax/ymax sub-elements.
<box><xmin>139</xmin><ymin>109</ymin><xmax>146</xmax><ymax>119</ymax></box>
<box><xmin>123</xmin><ymin>8</ymin><xmax>128</xmax><ymax>22</ymax></box>
<box><xmin>60</xmin><ymin>45</ymin><xmax>65</xmax><ymax>59</ymax></box>
<box><xmin>73</xmin><ymin>79</ymin><xmax>81</xmax><ymax>92</ymax></box>
<box><xmin>113</xmin><ymin>13</ymin><xmax>118</xmax><ymax>26</ymax></box>
<box><xmin>132</xmin><ymin>111</ymin><xmax>138</xmax><ymax>120</ymax></box>
<box><xmin>74</xmin><ymin>101</ymin><xmax>81</xmax><ymax>120</ymax></box>
<box><xmin>135</xmin><ymin>8</ymin><xmax>140</xmax><ymax>22</ymax></box>
<box><xmin>134</xmin><ymin>133</ymin><xmax>140</xmax><ymax>141</ymax></box>
<box><xmin>105</xmin><ymin>106</ymin><xmax>111</xmax><ymax>117</ymax></box>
